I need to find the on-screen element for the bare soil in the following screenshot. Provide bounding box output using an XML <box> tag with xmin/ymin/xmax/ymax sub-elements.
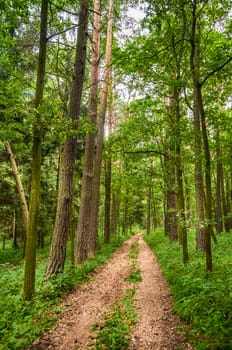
<box><xmin>30</xmin><ymin>235</ymin><xmax>192</xmax><ymax>350</ymax></box>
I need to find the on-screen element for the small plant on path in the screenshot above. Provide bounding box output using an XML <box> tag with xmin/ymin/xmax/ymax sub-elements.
<box><xmin>91</xmin><ymin>237</ymin><xmax>142</xmax><ymax>349</ymax></box>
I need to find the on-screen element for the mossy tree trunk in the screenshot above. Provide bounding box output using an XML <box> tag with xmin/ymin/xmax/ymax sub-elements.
<box><xmin>23</xmin><ymin>0</ymin><xmax>48</xmax><ymax>301</ymax></box>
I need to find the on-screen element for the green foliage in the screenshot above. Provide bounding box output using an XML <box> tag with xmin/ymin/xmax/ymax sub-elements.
<box><xmin>93</xmin><ymin>288</ymin><xmax>137</xmax><ymax>350</ymax></box>
<box><xmin>0</xmin><ymin>247</ymin><xmax>22</xmax><ymax>265</ymax></box>
<box><xmin>144</xmin><ymin>229</ymin><xmax>232</xmax><ymax>349</ymax></box>
<box><xmin>92</xmin><ymin>238</ymin><xmax>141</xmax><ymax>349</ymax></box>
<box><xmin>0</xmin><ymin>235</ymin><xmax>127</xmax><ymax>350</ymax></box>
<box><xmin>126</xmin><ymin>241</ymin><xmax>142</xmax><ymax>283</ymax></box>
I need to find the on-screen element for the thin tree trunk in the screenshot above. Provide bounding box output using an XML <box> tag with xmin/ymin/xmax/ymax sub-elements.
<box><xmin>190</xmin><ymin>1</ymin><xmax>212</xmax><ymax>272</ymax></box>
<box><xmin>5</xmin><ymin>141</ymin><xmax>29</xmax><ymax>231</ymax></box>
<box><xmin>221</xmin><ymin>168</ymin><xmax>229</xmax><ymax>231</ymax></box>
<box><xmin>23</xmin><ymin>0</ymin><xmax>48</xmax><ymax>300</ymax></box>
<box><xmin>104</xmin><ymin>159</ymin><xmax>111</xmax><ymax>243</ymax></box>
<box><xmin>185</xmin><ymin>175</ymin><xmax>191</xmax><ymax>222</ymax></box>
<box><xmin>75</xmin><ymin>0</ymin><xmax>101</xmax><ymax>263</ymax></box>
<box><xmin>146</xmin><ymin>160</ymin><xmax>153</xmax><ymax>235</ymax></box>
<box><xmin>190</xmin><ymin>3</ymin><xmax>206</xmax><ymax>252</ymax></box>
<box><xmin>164</xmin><ymin>152</ymin><xmax>178</xmax><ymax>241</ymax></box>
<box><xmin>215</xmin><ymin>127</ymin><xmax>223</xmax><ymax>233</ymax></box>
<box><xmin>12</xmin><ymin>209</ymin><xmax>19</xmax><ymax>249</ymax></box>
<box><xmin>198</xmin><ymin>85</ymin><xmax>217</xmax><ymax>245</ymax></box>
<box><xmin>172</xmin><ymin>78</ymin><xmax>188</xmax><ymax>263</ymax></box>
<box><xmin>110</xmin><ymin>191</ymin><xmax>119</xmax><ymax>235</ymax></box>
<box><xmin>146</xmin><ymin>186</ymin><xmax>151</xmax><ymax>235</ymax></box>
<box><xmin>225</xmin><ymin>176</ymin><xmax>232</xmax><ymax>230</ymax></box>
<box><xmin>45</xmin><ymin>0</ymin><xmax>89</xmax><ymax>278</ymax></box>
<box><xmin>104</xmin><ymin>69</ymin><xmax>113</xmax><ymax>243</ymax></box>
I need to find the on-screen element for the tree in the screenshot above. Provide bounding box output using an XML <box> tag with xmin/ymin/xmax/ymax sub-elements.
<box><xmin>23</xmin><ymin>0</ymin><xmax>49</xmax><ymax>300</ymax></box>
<box><xmin>5</xmin><ymin>141</ymin><xmax>29</xmax><ymax>231</ymax></box>
<box><xmin>75</xmin><ymin>0</ymin><xmax>101</xmax><ymax>263</ymax></box>
<box><xmin>45</xmin><ymin>0</ymin><xmax>89</xmax><ymax>278</ymax></box>
<box><xmin>76</xmin><ymin>0</ymin><xmax>114</xmax><ymax>262</ymax></box>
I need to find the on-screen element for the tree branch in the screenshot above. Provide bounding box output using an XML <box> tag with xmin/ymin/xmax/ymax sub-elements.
<box><xmin>47</xmin><ymin>24</ymin><xmax>78</xmax><ymax>41</ymax></box>
<box><xmin>201</xmin><ymin>56</ymin><xmax>232</xmax><ymax>86</ymax></box>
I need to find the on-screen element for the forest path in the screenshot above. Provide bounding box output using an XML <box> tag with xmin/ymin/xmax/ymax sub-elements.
<box><xmin>130</xmin><ymin>235</ymin><xmax>192</xmax><ymax>350</ymax></box>
<box><xmin>30</xmin><ymin>235</ymin><xmax>192</xmax><ymax>350</ymax></box>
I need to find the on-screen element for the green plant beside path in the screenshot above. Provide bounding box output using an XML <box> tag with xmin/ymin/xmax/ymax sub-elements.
<box><xmin>0</xmin><ymin>235</ymin><xmax>127</xmax><ymax>350</ymax></box>
<box><xmin>144</xmin><ymin>229</ymin><xmax>232</xmax><ymax>350</ymax></box>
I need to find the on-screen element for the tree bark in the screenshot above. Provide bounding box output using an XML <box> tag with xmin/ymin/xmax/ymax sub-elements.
<box><xmin>45</xmin><ymin>0</ymin><xmax>89</xmax><ymax>278</ymax></box>
<box><xmin>172</xmin><ymin>78</ymin><xmax>189</xmax><ymax>263</ymax></box>
<box><xmin>164</xmin><ymin>150</ymin><xmax>178</xmax><ymax>241</ymax></box>
<box><xmin>12</xmin><ymin>209</ymin><xmax>19</xmax><ymax>249</ymax></box>
<box><xmin>104</xmin><ymin>70</ymin><xmax>113</xmax><ymax>243</ymax></box>
<box><xmin>146</xmin><ymin>161</ymin><xmax>153</xmax><ymax>235</ymax></box>
<box><xmin>23</xmin><ymin>0</ymin><xmax>48</xmax><ymax>300</ymax></box>
<box><xmin>190</xmin><ymin>0</ymin><xmax>212</xmax><ymax>272</ymax></box>
<box><xmin>215</xmin><ymin>127</ymin><xmax>223</xmax><ymax>233</ymax></box>
<box><xmin>104</xmin><ymin>159</ymin><xmax>111</xmax><ymax>242</ymax></box>
<box><xmin>89</xmin><ymin>0</ymin><xmax>114</xmax><ymax>254</ymax></box>
<box><xmin>75</xmin><ymin>0</ymin><xmax>101</xmax><ymax>262</ymax></box>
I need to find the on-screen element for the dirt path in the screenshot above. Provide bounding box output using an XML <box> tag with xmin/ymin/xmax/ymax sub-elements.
<box><xmin>130</xmin><ymin>236</ymin><xmax>192</xmax><ymax>350</ymax></box>
<box><xmin>30</xmin><ymin>235</ymin><xmax>191</xmax><ymax>350</ymax></box>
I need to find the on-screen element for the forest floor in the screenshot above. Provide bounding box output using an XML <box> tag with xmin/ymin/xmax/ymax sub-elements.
<box><xmin>29</xmin><ymin>234</ymin><xmax>192</xmax><ymax>350</ymax></box>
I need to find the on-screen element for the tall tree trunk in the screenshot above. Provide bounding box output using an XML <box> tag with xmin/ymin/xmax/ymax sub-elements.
<box><xmin>104</xmin><ymin>159</ymin><xmax>111</xmax><ymax>242</ymax></box>
<box><xmin>23</xmin><ymin>0</ymin><xmax>48</xmax><ymax>300</ymax></box>
<box><xmin>104</xmin><ymin>70</ymin><xmax>113</xmax><ymax>243</ymax></box>
<box><xmin>215</xmin><ymin>127</ymin><xmax>223</xmax><ymax>233</ymax></box>
<box><xmin>221</xmin><ymin>168</ymin><xmax>229</xmax><ymax>232</ymax></box>
<box><xmin>45</xmin><ymin>0</ymin><xmax>89</xmax><ymax>278</ymax></box>
<box><xmin>199</xmin><ymin>84</ymin><xmax>217</xmax><ymax>245</ymax></box>
<box><xmin>12</xmin><ymin>209</ymin><xmax>19</xmax><ymax>249</ymax></box>
<box><xmin>184</xmin><ymin>175</ymin><xmax>191</xmax><ymax>222</ymax></box>
<box><xmin>5</xmin><ymin>141</ymin><xmax>29</xmax><ymax>231</ymax></box>
<box><xmin>110</xmin><ymin>190</ymin><xmax>119</xmax><ymax>235</ymax></box>
<box><xmin>146</xmin><ymin>160</ymin><xmax>153</xmax><ymax>235</ymax></box>
<box><xmin>146</xmin><ymin>185</ymin><xmax>151</xmax><ymax>235</ymax></box>
<box><xmin>172</xmin><ymin>78</ymin><xmax>189</xmax><ymax>263</ymax></box>
<box><xmin>75</xmin><ymin>0</ymin><xmax>101</xmax><ymax>263</ymax></box>
<box><xmin>89</xmin><ymin>0</ymin><xmax>114</xmax><ymax>254</ymax></box>
<box><xmin>164</xmin><ymin>152</ymin><xmax>178</xmax><ymax>241</ymax></box>
<box><xmin>225</xmin><ymin>176</ymin><xmax>232</xmax><ymax>231</ymax></box>
<box><xmin>190</xmin><ymin>1</ymin><xmax>212</xmax><ymax>272</ymax></box>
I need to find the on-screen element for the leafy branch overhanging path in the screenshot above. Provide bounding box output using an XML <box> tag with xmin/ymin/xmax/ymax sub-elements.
<box><xmin>30</xmin><ymin>235</ymin><xmax>192</xmax><ymax>350</ymax></box>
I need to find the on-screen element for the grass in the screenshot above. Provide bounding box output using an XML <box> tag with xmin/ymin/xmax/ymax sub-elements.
<box><xmin>0</xmin><ymin>234</ymin><xmax>129</xmax><ymax>350</ymax></box>
<box><xmin>144</xmin><ymin>229</ymin><xmax>232</xmax><ymax>350</ymax></box>
<box><xmin>92</xmin><ymin>288</ymin><xmax>138</xmax><ymax>350</ymax></box>
<box><xmin>91</xmin><ymin>238</ymin><xmax>141</xmax><ymax>349</ymax></box>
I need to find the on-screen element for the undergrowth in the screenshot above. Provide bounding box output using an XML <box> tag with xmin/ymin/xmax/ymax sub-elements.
<box><xmin>0</xmin><ymin>234</ymin><xmax>128</xmax><ymax>350</ymax></box>
<box><xmin>144</xmin><ymin>229</ymin><xmax>232</xmax><ymax>350</ymax></box>
<box><xmin>92</xmin><ymin>238</ymin><xmax>141</xmax><ymax>349</ymax></box>
<box><xmin>93</xmin><ymin>288</ymin><xmax>137</xmax><ymax>350</ymax></box>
